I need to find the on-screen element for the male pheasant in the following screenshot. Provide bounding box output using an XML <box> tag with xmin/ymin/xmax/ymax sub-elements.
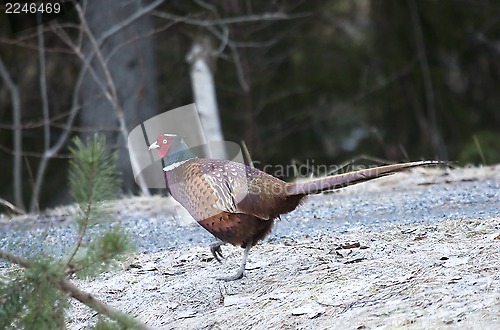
<box><xmin>149</xmin><ymin>134</ymin><xmax>439</xmax><ymax>281</ymax></box>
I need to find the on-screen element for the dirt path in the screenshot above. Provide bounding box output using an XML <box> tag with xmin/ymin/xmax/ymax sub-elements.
<box><xmin>65</xmin><ymin>165</ymin><xmax>500</xmax><ymax>329</ymax></box>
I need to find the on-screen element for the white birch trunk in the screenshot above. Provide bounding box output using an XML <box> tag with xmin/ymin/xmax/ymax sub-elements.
<box><xmin>186</xmin><ymin>41</ymin><xmax>227</xmax><ymax>159</ymax></box>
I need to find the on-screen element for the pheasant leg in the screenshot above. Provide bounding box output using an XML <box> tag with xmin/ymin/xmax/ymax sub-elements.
<box><xmin>210</xmin><ymin>241</ymin><xmax>226</xmax><ymax>263</ymax></box>
<box><xmin>218</xmin><ymin>240</ymin><xmax>253</xmax><ymax>281</ymax></box>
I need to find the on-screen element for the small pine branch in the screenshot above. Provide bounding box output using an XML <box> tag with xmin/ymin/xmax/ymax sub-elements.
<box><xmin>0</xmin><ymin>250</ymin><xmax>148</xmax><ymax>329</ymax></box>
<box><xmin>0</xmin><ymin>134</ymin><xmax>147</xmax><ymax>329</ymax></box>
<box><xmin>69</xmin><ymin>226</ymin><xmax>133</xmax><ymax>278</ymax></box>
<box><xmin>68</xmin><ymin>134</ymin><xmax>121</xmax><ymax>207</ymax></box>
<box><xmin>0</xmin><ymin>271</ymin><xmax>29</xmax><ymax>329</ymax></box>
<box><xmin>20</xmin><ymin>259</ymin><xmax>68</xmax><ymax>329</ymax></box>
<box><xmin>65</xmin><ymin>134</ymin><xmax>122</xmax><ymax>270</ymax></box>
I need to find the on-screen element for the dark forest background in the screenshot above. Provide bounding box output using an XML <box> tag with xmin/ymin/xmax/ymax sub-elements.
<box><xmin>1</xmin><ymin>0</ymin><xmax>499</xmax><ymax>211</ymax></box>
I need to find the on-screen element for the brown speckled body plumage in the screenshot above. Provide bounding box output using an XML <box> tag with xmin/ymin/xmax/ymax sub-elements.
<box><xmin>165</xmin><ymin>159</ymin><xmax>304</xmax><ymax>248</ymax></box>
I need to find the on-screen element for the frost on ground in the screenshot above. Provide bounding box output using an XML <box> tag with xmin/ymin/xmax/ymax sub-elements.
<box><xmin>1</xmin><ymin>165</ymin><xmax>500</xmax><ymax>329</ymax></box>
<box><xmin>68</xmin><ymin>216</ymin><xmax>499</xmax><ymax>330</ymax></box>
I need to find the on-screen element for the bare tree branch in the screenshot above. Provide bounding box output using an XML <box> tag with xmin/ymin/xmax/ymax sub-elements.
<box><xmin>0</xmin><ymin>144</ymin><xmax>71</xmax><ymax>159</ymax></box>
<box><xmin>229</xmin><ymin>44</ymin><xmax>250</xmax><ymax>92</ymax></box>
<box><xmin>0</xmin><ymin>36</ymin><xmax>75</xmax><ymax>54</ymax></box>
<box><xmin>0</xmin><ymin>197</ymin><xmax>25</xmax><ymax>215</ymax></box>
<box><xmin>96</xmin><ymin>0</ymin><xmax>165</xmax><ymax>45</ymax></box>
<box><xmin>0</xmin><ymin>54</ymin><xmax>24</xmax><ymax>211</ymax></box>
<box><xmin>104</xmin><ymin>20</ymin><xmax>180</xmax><ymax>63</ymax></box>
<box><xmin>30</xmin><ymin>22</ymin><xmax>51</xmax><ymax>212</ymax></box>
<box><xmin>193</xmin><ymin>0</ymin><xmax>230</xmax><ymax>54</ymax></box>
<box><xmin>1</xmin><ymin>4</ymin><xmax>171</xmax><ymax>204</ymax></box>
<box><xmin>28</xmin><ymin>16</ymin><xmax>94</xmax><ymax>210</ymax></box>
<box><xmin>74</xmin><ymin>3</ymin><xmax>151</xmax><ymax>195</ymax></box>
<box><xmin>153</xmin><ymin>10</ymin><xmax>310</xmax><ymax>27</ymax></box>
<box><xmin>20</xmin><ymin>19</ymin><xmax>91</xmax><ymax>209</ymax></box>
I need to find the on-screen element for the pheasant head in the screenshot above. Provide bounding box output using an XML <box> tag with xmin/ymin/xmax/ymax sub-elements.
<box><xmin>148</xmin><ymin>134</ymin><xmax>196</xmax><ymax>169</ymax></box>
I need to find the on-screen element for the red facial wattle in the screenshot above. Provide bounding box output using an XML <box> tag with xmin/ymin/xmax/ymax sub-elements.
<box><xmin>154</xmin><ymin>134</ymin><xmax>174</xmax><ymax>159</ymax></box>
<box><xmin>158</xmin><ymin>143</ymin><xmax>171</xmax><ymax>158</ymax></box>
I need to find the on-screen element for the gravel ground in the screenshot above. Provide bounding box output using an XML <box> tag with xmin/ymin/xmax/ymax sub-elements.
<box><xmin>1</xmin><ymin>164</ymin><xmax>499</xmax><ymax>329</ymax></box>
<box><xmin>1</xmin><ymin>165</ymin><xmax>498</xmax><ymax>265</ymax></box>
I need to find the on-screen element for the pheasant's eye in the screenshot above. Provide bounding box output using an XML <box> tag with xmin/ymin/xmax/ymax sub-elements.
<box><xmin>162</xmin><ymin>139</ymin><xmax>168</xmax><ymax>144</ymax></box>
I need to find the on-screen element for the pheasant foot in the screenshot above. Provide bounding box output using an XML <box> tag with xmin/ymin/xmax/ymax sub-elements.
<box><xmin>217</xmin><ymin>240</ymin><xmax>252</xmax><ymax>281</ymax></box>
<box><xmin>210</xmin><ymin>241</ymin><xmax>226</xmax><ymax>263</ymax></box>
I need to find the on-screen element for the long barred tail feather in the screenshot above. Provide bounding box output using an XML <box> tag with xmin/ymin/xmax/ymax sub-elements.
<box><xmin>287</xmin><ymin>160</ymin><xmax>443</xmax><ymax>196</ymax></box>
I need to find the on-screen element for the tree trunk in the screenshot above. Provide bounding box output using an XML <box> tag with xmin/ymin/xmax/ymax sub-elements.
<box><xmin>186</xmin><ymin>40</ymin><xmax>227</xmax><ymax>160</ymax></box>
<box><xmin>79</xmin><ymin>0</ymin><xmax>158</xmax><ymax>191</ymax></box>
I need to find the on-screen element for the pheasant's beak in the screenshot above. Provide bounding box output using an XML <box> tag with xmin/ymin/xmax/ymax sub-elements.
<box><xmin>148</xmin><ymin>141</ymin><xmax>159</xmax><ymax>150</ymax></box>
